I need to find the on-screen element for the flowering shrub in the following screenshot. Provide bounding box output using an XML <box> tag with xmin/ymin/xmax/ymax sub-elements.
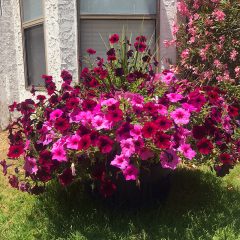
<box><xmin>166</xmin><ymin>0</ymin><xmax>239</xmax><ymax>91</ymax></box>
<box><xmin>2</xmin><ymin>34</ymin><xmax>239</xmax><ymax>197</ymax></box>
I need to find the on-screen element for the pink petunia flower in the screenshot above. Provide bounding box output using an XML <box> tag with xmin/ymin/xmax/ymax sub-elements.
<box><xmin>130</xmin><ymin>124</ymin><xmax>142</xmax><ymax>139</ymax></box>
<box><xmin>167</xmin><ymin>93</ymin><xmax>183</xmax><ymax>103</ymax></box>
<box><xmin>139</xmin><ymin>148</ymin><xmax>154</xmax><ymax>161</ymax></box>
<box><xmin>171</xmin><ymin>108</ymin><xmax>190</xmax><ymax>125</ymax></box>
<box><xmin>51</xmin><ymin>146</ymin><xmax>67</xmax><ymax>162</ymax></box>
<box><xmin>160</xmin><ymin>149</ymin><xmax>180</xmax><ymax>170</ymax></box>
<box><xmin>178</xmin><ymin>144</ymin><xmax>196</xmax><ymax>160</ymax></box>
<box><xmin>92</xmin><ymin>115</ymin><xmax>110</xmax><ymax>130</ymax></box>
<box><xmin>110</xmin><ymin>154</ymin><xmax>129</xmax><ymax>170</ymax></box>
<box><xmin>24</xmin><ymin>157</ymin><xmax>38</xmax><ymax>174</ymax></box>
<box><xmin>49</xmin><ymin>109</ymin><xmax>63</xmax><ymax>121</ymax></box>
<box><xmin>123</xmin><ymin>164</ymin><xmax>139</xmax><ymax>181</ymax></box>
<box><xmin>66</xmin><ymin>134</ymin><xmax>81</xmax><ymax>150</ymax></box>
<box><xmin>120</xmin><ymin>138</ymin><xmax>135</xmax><ymax>157</ymax></box>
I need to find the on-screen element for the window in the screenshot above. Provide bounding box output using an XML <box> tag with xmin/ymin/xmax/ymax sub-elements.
<box><xmin>79</xmin><ymin>0</ymin><xmax>160</xmax><ymax>62</ymax></box>
<box><xmin>21</xmin><ymin>0</ymin><xmax>46</xmax><ymax>87</ymax></box>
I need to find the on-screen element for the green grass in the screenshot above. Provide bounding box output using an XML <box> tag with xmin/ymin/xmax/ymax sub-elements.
<box><xmin>0</xmin><ymin>165</ymin><xmax>240</xmax><ymax>240</ymax></box>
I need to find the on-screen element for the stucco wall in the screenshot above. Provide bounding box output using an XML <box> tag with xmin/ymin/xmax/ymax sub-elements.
<box><xmin>0</xmin><ymin>0</ymin><xmax>176</xmax><ymax>129</ymax></box>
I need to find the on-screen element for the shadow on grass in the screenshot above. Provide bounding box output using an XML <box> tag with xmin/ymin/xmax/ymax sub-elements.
<box><xmin>29</xmin><ymin>168</ymin><xmax>240</xmax><ymax>240</ymax></box>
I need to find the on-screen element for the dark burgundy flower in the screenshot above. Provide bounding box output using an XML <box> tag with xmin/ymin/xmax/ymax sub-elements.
<box><xmin>49</xmin><ymin>95</ymin><xmax>59</xmax><ymax>105</ymax></box>
<box><xmin>78</xmin><ymin>134</ymin><xmax>91</xmax><ymax>150</ymax></box>
<box><xmin>39</xmin><ymin>150</ymin><xmax>53</xmax><ymax>169</ymax></box>
<box><xmin>219</xmin><ymin>153</ymin><xmax>232</xmax><ymax>165</ymax></box>
<box><xmin>188</xmin><ymin>91</ymin><xmax>206</xmax><ymax>111</ymax></box>
<box><xmin>142</xmin><ymin>55</ymin><xmax>150</xmax><ymax>62</ymax></box>
<box><xmin>42</xmin><ymin>74</ymin><xmax>53</xmax><ymax>83</ymax></box>
<box><xmin>228</xmin><ymin>105</ymin><xmax>239</xmax><ymax>118</ymax></box>
<box><xmin>107</xmin><ymin>48</ymin><xmax>116</xmax><ymax>61</ymax></box>
<box><xmin>36</xmin><ymin>169</ymin><xmax>52</xmax><ymax>182</ymax></box>
<box><xmin>90</xmin><ymin>131</ymin><xmax>100</xmax><ymax>146</ymax></box>
<box><xmin>61</xmin><ymin>70</ymin><xmax>72</xmax><ymax>84</ymax></box>
<box><xmin>210</xmin><ymin>108</ymin><xmax>222</xmax><ymax>122</ymax></box>
<box><xmin>45</xmin><ymin>82</ymin><xmax>56</xmax><ymax>95</ymax></box>
<box><xmin>30</xmin><ymin>85</ymin><xmax>36</xmax><ymax>96</ymax></box>
<box><xmin>106</xmin><ymin>109</ymin><xmax>123</xmax><ymax>122</ymax></box>
<box><xmin>154</xmin><ymin>116</ymin><xmax>172</xmax><ymax>131</ymax></box>
<box><xmin>134</xmin><ymin>41</ymin><xmax>147</xmax><ymax>52</ymax></box>
<box><xmin>154</xmin><ymin>132</ymin><xmax>171</xmax><ymax>149</ymax></box>
<box><xmin>37</xmin><ymin>95</ymin><xmax>46</xmax><ymax>102</ymax></box>
<box><xmin>86</xmin><ymin>48</ymin><xmax>96</xmax><ymax>55</ymax></box>
<box><xmin>127</xmin><ymin>50</ymin><xmax>134</xmax><ymax>58</ymax></box>
<box><xmin>100</xmin><ymin>179</ymin><xmax>116</xmax><ymax>198</ymax></box>
<box><xmin>126</xmin><ymin>73</ymin><xmax>136</xmax><ymax>82</ymax></box>
<box><xmin>136</xmin><ymin>35</ymin><xmax>147</xmax><ymax>42</ymax></box>
<box><xmin>9</xmin><ymin>101</ymin><xmax>18</xmax><ymax>112</ymax></box>
<box><xmin>98</xmin><ymin>136</ymin><xmax>113</xmax><ymax>153</ymax></box>
<box><xmin>115</xmin><ymin>68</ymin><xmax>124</xmax><ymax>77</ymax></box>
<box><xmin>109</xmin><ymin>34</ymin><xmax>119</xmax><ymax>44</ymax></box>
<box><xmin>58</xmin><ymin>168</ymin><xmax>74</xmax><ymax>186</ymax></box>
<box><xmin>116</xmin><ymin>122</ymin><xmax>133</xmax><ymax>140</ymax></box>
<box><xmin>197</xmin><ymin>138</ymin><xmax>213</xmax><ymax>154</ymax></box>
<box><xmin>0</xmin><ymin>160</ymin><xmax>12</xmax><ymax>176</ymax></box>
<box><xmin>82</xmin><ymin>99</ymin><xmax>97</xmax><ymax>111</ymax></box>
<box><xmin>77</xmin><ymin>125</ymin><xmax>91</xmax><ymax>136</ymax></box>
<box><xmin>8</xmin><ymin>175</ymin><xmax>19</xmax><ymax>189</ymax></box>
<box><xmin>54</xmin><ymin>117</ymin><xmax>70</xmax><ymax>132</ymax></box>
<box><xmin>192</xmin><ymin>125</ymin><xmax>207</xmax><ymax>139</ymax></box>
<box><xmin>207</xmin><ymin>91</ymin><xmax>219</xmax><ymax>104</ymax></box>
<box><xmin>66</xmin><ymin>97</ymin><xmax>80</xmax><ymax>110</ymax></box>
<box><xmin>142</xmin><ymin>122</ymin><xmax>157</xmax><ymax>138</ymax></box>
<box><xmin>8</xmin><ymin>145</ymin><xmax>24</xmax><ymax>159</ymax></box>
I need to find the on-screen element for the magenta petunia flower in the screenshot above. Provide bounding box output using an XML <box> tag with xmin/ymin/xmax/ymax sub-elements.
<box><xmin>171</xmin><ymin>108</ymin><xmax>190</xmax><ymax>125</ymax></box>
<box><xmin>139</xmin><ymin>148</ymin><xmax>154</xmax><ymax>160</ymax></box>
<box><xmin>178</xmin><ymin>143</ymin><xmax>196</xmax><ymax>160</ymax></box>
<box><xmin>142</xmin><ymin>122</ymin><xmax>157</xmax><ymax>138</ymax></box>
<box><xmin>120</xmin><ymin>138</ymin><xmax>135</xmax><ymax>157</ymax></box>
<box><xmin>98</xmin><ymin>135</ymin><xmax>113</xmax><ymax>154</ymax></box>
<box><xmin>109</xmin><ymin>34</ymin><xmax>119</xmax><ymax>44</ymax></box>
<box><xmin>167</xmin><ymin>93</ymin><xmax>183</xmax><ymax>103</ymax></box>
<box><xmin>154</xmin><ymin>116</ymin><xmax>172</xmax><ymax>131</ymax></box>
<box><xmin>160</xmin><ymin>149</ymin><xmax>180</xmax><ymax>170</ymax></box>
<box><xmin>66</xmin><ymin>134</ymin><xmax>81</xmax><ymax>150</ymax></box>
<box><xmin>78</xmin><ymin>134</ymin><xmax>91</xmax><ymax>150</ymax></box>
<box><xmin>24</xmin><ymin>157</ymin><xmax>38</xmax><ymax>174</ymax></box>
<box><xmin>111</xmin><ymin>154</ymin><xmax>129</xmax><ymax>170</ymax></box>
<box><xmin>49</xmin><ymin>109</ymin><xmax>63</xmax><ymax>121</ymax></box>
<box><xmin>130</xmin><ymin>124</ymin><xmax>142</xmax><ymax>139</ymax></box>
<box><xmin>86</xmin><ymin>48</ymin><xmax>96</xmax><ymax>55</ymax></box>
<box><xmin>92</xmin><ymin>115</ymin><xmax>110</xmax><ymax>130</ymax></box>
<box><xmin>8</xmin><ymin>145</ymin><xmax>24</xmax><ymax>159</ymax></box>
<box><xmin>123</xmin><ymin>164</ymin><xmax>139</xmax><ymax>181</ymax></box>
<box><xmin>51</xmin><ymin>146</ymin><xmax>67</xmax><ymax>162</ymax></box>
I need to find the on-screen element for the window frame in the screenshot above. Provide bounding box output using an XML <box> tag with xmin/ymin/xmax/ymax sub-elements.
<box><xmin>20</xmin><ymin>0</ymin><xmax>47</xmax><ymax>90</ymax></box>
<box><xmin>77</xmin><ymin>0</ymin><xmax>161</xmax><ymax>73</ymax></box>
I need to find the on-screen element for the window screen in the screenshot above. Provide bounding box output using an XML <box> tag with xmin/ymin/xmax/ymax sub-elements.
<box><xmin>79</xmin><ymin>0</ymin><xmax>157</xmax><ymax>61</ymax></box>
<box><xmin>24</xmin><ymin>25</ymin><xmax>46</xmax><ymax>86</ymax></box>
<box><xmin>22</xmin><ymin>0</ymin><xmax>43</xmax><ymax>22</ymax></box>
<box><xmin>22</xmin><ymin>0</ymin><xmax>46</xmax><ymax>87</ymax></box>
<box><xmin>80</xmin><ymin>20</ymin><xmax>155</xmax><ymax>58</ymax></box>
<box><xmin>80</xmin><ymin>0</ymin><xmax>156</xmax><ymax>15</ymax></box>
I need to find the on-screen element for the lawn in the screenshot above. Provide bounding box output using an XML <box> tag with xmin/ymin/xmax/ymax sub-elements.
<box><xmin>0</xmin><ymin>130</ymin><xmax>240</xmax><ymax>240</ymax></box>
